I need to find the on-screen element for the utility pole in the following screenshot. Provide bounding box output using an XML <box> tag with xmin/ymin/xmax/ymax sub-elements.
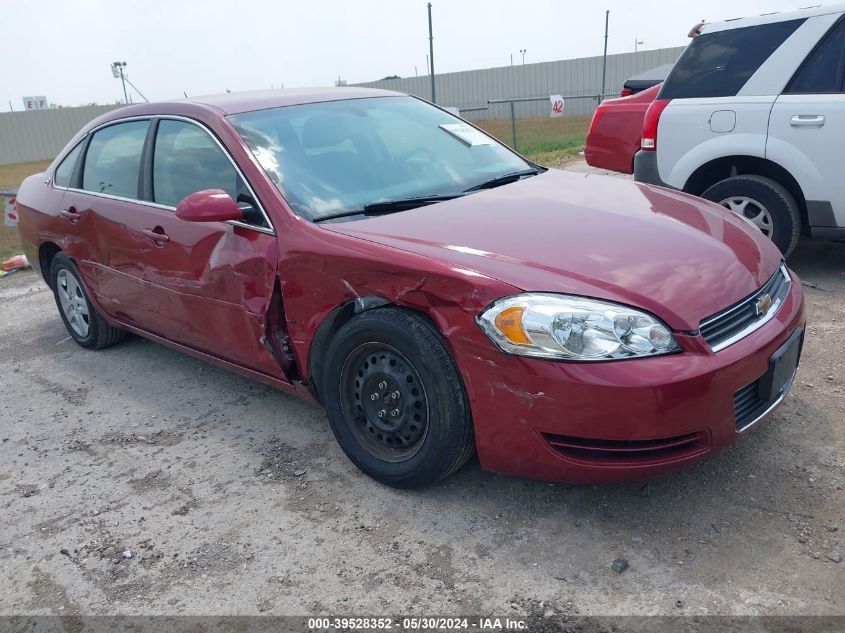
<box><xmin>520</xmin><ymin>49</ymin><xmax>527</xmax><ymax>65</ymax></box>
<box><xmin>600</xmin><ymin>11</ymin><xmax>609</xmax><ymax>103</ymax></box>
<box><xmin>428</xmin><ymin>3</ymin><xmax>436</xmax><ymax>103</ymax></box>
<box><xmin>635</xmin><ymin>38</ymin><xmax>643</xmax><ymax>52</ymax></box>
<box><xmin>112</xmin><ymin>61</ymin><xmax>128</xmax><ymax>104</ymax></box>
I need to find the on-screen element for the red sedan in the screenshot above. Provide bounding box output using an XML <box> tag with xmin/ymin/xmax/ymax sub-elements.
<box><xmin>16</xmin><ymin>88</ymin><xmax>805</xmax><ymax>488</ymax></box>
<box><xmin>585</xmin><ymin>83</ymin><xmax>660</xmax><ymax>174</ymax></box>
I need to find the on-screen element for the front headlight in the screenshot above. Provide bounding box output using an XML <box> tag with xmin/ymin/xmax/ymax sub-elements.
<box><xmin>477</xmin><ymin>293</ymin><xmax>680</xmax><ymax>361</ymax></box>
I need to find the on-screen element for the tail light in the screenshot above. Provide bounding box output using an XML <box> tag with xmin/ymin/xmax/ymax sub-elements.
<box><xmin>588</xmin><ymin>104</ymin><xmax>606</xmax><ymax>136</ymax></box>
<box><xmin>620</xmin><ymin>88</ymin><xmax>632</xmax><ymax>97</ymax></box>
<box><xmin>641</xmin><ymin>99</ymin><xmax>671</xmax><ymax>151</ymax></box>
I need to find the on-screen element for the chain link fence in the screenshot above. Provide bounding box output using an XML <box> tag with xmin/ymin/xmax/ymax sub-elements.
<box><xmin>452</xmin><ymin>90</ymin><xmax>618</xmax><ymax>157</ymax></box>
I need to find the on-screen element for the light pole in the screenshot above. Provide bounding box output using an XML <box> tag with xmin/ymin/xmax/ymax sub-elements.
<box><xmin>111</xmin><ymin>61</ymin><xmax>128</xmax><ymax>104</ymax></box>
<box><xmin>520</xmin><ymin>48</ymin><xmax>527</xmax><ymax>65</ymax></box>
<box><xmin>427</xmin><ymin>3</ymin><xmax>436</xmax><ymax>103</ymax></box>
<box><xmin>600</xmin><ymin>11</ymin><xmax>609</xmax><ymax>102</ymax></box>
<box><xmin>635</xmin><ymin>38</ymin><xmax>644</xmax><ymax>52</ymax></box>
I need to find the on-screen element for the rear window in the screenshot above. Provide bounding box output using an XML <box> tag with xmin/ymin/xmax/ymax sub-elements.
<box><xmin>787</xmin><ymin>18</ymin><xmax>845</xmax><ymax>93</ymax></box>
<box><xmin>54</xmin><ymin>142</ymin><xmax>83</xmax><ymax>188</ymax></box>
<box><xmin>82</xmin><ymin>120</ymin><xmax>149</xmax><ymax>199</ymax></box>
<box><xmin>660</xmin><ymin>19</ymin><xmax>805</xmax><ymax>99</ymax></box>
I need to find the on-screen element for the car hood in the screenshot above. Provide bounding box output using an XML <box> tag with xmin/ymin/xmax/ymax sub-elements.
<box><xmin>323</xmin><ymin>170</ymin><xmax>782</xmax><ymax>330</ymax></box>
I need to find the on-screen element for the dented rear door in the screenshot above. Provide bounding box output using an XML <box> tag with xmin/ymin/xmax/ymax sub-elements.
<box><xmin>118</xmin><ymin>208</ymin><xmax>283</xmax><ymax>378</ymax></box>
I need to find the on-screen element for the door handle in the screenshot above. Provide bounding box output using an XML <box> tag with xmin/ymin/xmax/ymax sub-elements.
<box><xmin>141</xmin><ymin>228</ymin><xmax>170</xmax><ymax>244</ymax></box>
<box><xmin>790</xmin><ymin>114</ymin><xmax>825</xmax><ymax>127</ymax></box>
<box><xmin>59</xmin><ymin>207</ymin><xmax>80</xmax><ymax>223</ymax></box>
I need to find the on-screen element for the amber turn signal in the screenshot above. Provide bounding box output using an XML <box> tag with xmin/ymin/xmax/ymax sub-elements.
<box><xmin>494</xmin><ymin>306</ymin><xmax>531</xmax><ymax>344</ymax></box>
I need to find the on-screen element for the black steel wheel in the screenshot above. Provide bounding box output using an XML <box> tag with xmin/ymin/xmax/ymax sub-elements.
<box><xmin>322</xmin><ymin>307</ymin><xmax>475</xmax><ymax>488</ymax></box>
<box><xmin>340</xmin><ymin>343</ymin><xmax>429</xmax><ymax>462</ymax></box>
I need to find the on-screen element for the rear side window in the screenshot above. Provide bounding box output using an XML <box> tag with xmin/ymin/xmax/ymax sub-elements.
<box><xmin>787</xmin><ymin>18</ymin><xmax>845</xmax><ymax>93</ymax></box>
<box><xmin>54</xmin><ymin>142</ymin><xmax>83</xmax><ymax>188</ymax></box>
<box><xmin>82</xmin><ymin>120</ymin><xmax>149</xmax><ymax>198</ymax></box>
<box><xmin>152</xmin><ymin>120</ymin><xmax>239</xmax><ymax>207</ymax></box>
<box><xmin>660</xmin><ymin>19</ymin><xmax>805</xmax><ymax>99</ymax></box>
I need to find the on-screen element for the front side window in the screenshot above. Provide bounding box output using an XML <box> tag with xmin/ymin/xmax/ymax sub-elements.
<box><xmin>660</xmin><ymin>19</ymin><xmax>805</xmax><ymax>99</ymax></box>
<box><xmin>82</xmin><ymin>120</ymin><xmax>148</xmax><ymax>198</ymax></box>
<box><xmin>229</xmin><ymin>96</ymin><xmax>531</xmax><ymax>221</ymax></box>
<box><xmin>54</xmin><ymin>142</ymin><xmax>83</xmax><ymax>188</ymax></box>
<box><xmin>153</xmin><ymin>120</ymin><xmax>239</xmax><ymax>207</ymax></box>
<box><xmin>787</xmin><ymin>18</ymin><xmax>845</xmax><ymax>94</ymax></box>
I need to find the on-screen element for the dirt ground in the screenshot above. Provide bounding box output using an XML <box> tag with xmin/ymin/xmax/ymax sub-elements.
<box><xmin>1</xmin><ymin>166</ymin><xmax>843</xmax><ymax>618</ymax></box>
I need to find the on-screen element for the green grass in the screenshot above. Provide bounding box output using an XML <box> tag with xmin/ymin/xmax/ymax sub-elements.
<box><xmin>474</xmin><ymin>115</ymin><xmax>590</xmax><ymax>167</ymax></box>
<box><xmin>0</xmin><ymin>160</ymin><xmax>52</xmax><ymax>261</ymax></box>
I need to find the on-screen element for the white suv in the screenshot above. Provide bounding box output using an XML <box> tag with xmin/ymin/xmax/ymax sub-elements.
<box><xmin>634</xmin><ymin>4</ymin><xmax>845</xmax><ymax>256</ymax></box>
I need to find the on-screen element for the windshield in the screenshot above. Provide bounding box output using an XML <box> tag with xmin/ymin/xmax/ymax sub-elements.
<box><xmin>228</xmin><ymin>96</ymin><xmax>532</xmax><ymax>221</ymax></box>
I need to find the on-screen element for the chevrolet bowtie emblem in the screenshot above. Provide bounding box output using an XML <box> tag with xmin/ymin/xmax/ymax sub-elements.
<box><xmin>755</xmin><ymin>293</ymin><xmax>773</xmax><ymax>317</ymax></box>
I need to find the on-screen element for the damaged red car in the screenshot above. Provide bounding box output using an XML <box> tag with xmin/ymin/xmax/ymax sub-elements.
<box><xmin>16</xmin><ymin>88</ymin><xmax>805</xmax><ymax>488</ymax></box>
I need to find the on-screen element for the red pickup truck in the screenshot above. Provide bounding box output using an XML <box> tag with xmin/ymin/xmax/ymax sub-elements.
<box><xmin>584</xmin><ymin>83</ymin><xmax>660</xmax><ymax>175</ymax></box>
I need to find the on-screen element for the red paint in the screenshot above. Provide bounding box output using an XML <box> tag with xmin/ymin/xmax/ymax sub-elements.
<box><xmin>15</xmin><ymin>88</ymin><xmax>806</xmax><ymax>484</ymax></box>
<box><xmin>176</xmin><ymin>189</ymin><xmax>244</xmax><ymax>223</ymax></box>
<box><xmin>585</xmin><ymin>83</ymin><xmax>661</xmax><ymax>174</ymax></box>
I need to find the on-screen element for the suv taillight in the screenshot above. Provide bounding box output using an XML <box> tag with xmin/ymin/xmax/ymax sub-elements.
<box><xmin>641</xmin><ymin>99</ymin><xmax>671</xmax><ymax>151</ymax></box>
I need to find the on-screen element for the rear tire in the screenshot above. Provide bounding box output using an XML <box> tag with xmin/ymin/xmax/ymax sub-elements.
<box><xmin>321</xmin><ymin>308</ymin><xmax>475</xmax><ymax>488</ymax></box>
<box><xmin>50</xmin><ymin>253</ymin><xmax>125</xmax><ymax>350</ymax></box>
<box><xmin>701</xmin><ymin>175</ymin><xmax>801</xmax><ymax>257</ymax></box>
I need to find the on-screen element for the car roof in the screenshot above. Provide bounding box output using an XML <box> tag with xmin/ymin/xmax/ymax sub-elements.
<box><xmin>107</xmin><ymin>86</ymin><xmax>404</xmax><ymax>119</ymax></box>
<box><xmin>627</xmin><ymin>64</ymin><xmax>674</xmax><ymax>82</ymax></box>
<box><xmin>183</xmin><ymin>86</ymin><xmax>403</xmax><ymax>114</ymax></box>
<box><xmin>703</xmin><ymin>2</ymin><xmax>845</xmax><ymax>33</ymax></box>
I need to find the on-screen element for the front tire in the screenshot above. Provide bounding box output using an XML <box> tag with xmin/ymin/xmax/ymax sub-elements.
<box><xmin>50</xmin><ymin>253</ymin><xmax>125</xmax><ymax>349</ymax></box>
<box><xmin>321</xmin><ymin>308</ymin><xmax>475</xmax><ymax>488</ymax></box>
<box><xmin>701</xmin><ymin>175</ymin><xmax>801</xmax><ymax>257</ymax></box>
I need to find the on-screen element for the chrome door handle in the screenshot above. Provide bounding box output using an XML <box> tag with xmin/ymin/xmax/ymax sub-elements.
<box><xmin>141</xmin><ymin>228</ymin><xmax>170</xmax><ymax>244</ymax></box>
<box><xmin>59</xmin><ymin>207</ymin><xmax>80</xmax><ymax>223</ymax></box>
<box><xmin>790</xmin><ymin>115</ymin><xmax>825</xmax><ymax>127</ymax></box>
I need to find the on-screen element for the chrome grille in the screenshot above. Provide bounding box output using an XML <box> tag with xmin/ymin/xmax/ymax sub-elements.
<box><xmin>699</xmin><ymin>265</ymin><xmax>791</xmax><ymax>352</ymax></box>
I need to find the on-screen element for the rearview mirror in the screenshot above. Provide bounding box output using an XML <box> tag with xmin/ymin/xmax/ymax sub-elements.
<box><xmin>175</xmin><ymin>189</ymin><xmax>244</xmax><ymax>223</ymax></box>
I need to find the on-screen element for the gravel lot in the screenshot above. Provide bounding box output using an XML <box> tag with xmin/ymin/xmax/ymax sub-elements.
<box><xmin>1</xmin><ymin>167</ymin><xmax>843</xmax><ymax>617</ymax></box>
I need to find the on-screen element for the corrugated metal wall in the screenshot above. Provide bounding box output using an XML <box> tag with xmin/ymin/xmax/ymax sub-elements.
<box><xmin>353</xmin><ymin>47</ymin><xmax>684</xmax><ymax>120</ymax></box>
<box><xmin>0</xmin><ymin>105</ymin><xmax>122</xmax><ymax>165</ymax></box>
<box><xmin>0</xmin><ymin>47</ymin><xmax>684</xmax><ymax>165</ymax></box>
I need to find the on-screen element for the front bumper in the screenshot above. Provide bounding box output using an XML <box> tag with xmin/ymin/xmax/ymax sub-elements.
<box><xmin>454</xmin><ymin>272</ymin><xmax>805</xmax><ymax>484</ymax></box>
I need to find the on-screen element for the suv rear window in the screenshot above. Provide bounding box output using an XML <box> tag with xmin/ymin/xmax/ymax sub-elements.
<box><xmin>787</xmin><ymin>18</ymin><xmax>845</xmax><ymax>93</ymax></box>
<box><xmin>660</xmin><ymin>19</ymin><xmax>805</xmax><ymax>99</ymax></box>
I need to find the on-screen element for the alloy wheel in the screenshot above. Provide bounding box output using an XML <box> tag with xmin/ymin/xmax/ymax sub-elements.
<box><xmin>57</xmin><ymin>269</ymin><xmax>90</xmax><ymax>338</ymax></box>
<box><xmin>719</xmin><ymin>196</ymin><xmax>773</xmax><ymax>237</ymax></box>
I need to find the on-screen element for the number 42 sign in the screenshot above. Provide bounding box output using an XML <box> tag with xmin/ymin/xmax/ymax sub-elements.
<box><xmin>549</xmin><ymin>95</ymin><xmax>565</xmax><ymax>118</ymax></box>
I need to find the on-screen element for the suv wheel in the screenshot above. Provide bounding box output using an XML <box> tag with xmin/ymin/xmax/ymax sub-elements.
<box><xmin>701</xmin><ymin>175</ymin><xmax>801</xmax><ymax>257</ymax></box>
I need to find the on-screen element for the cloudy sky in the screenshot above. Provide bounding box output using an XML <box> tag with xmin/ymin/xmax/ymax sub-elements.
<box><xmin>3</xmin><ymin>0</ymin><xmax>821</xmax><ymax>108</ymax></box>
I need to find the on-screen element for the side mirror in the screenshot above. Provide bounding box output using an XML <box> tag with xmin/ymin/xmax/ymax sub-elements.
<box><xmin>175</xmin><ymin>189</ymin><xmax>244</xmax><ymax>223</ymax></box>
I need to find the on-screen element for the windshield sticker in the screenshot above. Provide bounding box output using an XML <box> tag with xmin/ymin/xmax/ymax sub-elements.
<box><xmin>439</xmin><ymin>123</ymin><xmax>495</xmax><ymax>146</ymax></box>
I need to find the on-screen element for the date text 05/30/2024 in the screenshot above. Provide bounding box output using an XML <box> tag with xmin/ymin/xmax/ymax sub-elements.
<box><xmin>308</xmin><ymin>617</ymin><xmax>528</xmax><ymax>630</ymax></box>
